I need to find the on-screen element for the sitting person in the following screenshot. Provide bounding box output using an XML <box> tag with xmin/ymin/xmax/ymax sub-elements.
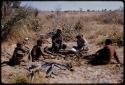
<box><xmin>8</xmin><ymin>42</ymin><xmax>26</xmax><ymax>66</ymax></box>
<box><xmin>89</xmin><ymin>39</ymin><xmax>122</xmax><ymax>65</ymax></box>
<box><xmin>31</xmin><ymin>39</ymin><xmax>49</xmax><ymax>62</ymax></box>
<box><xmin>49</xmin><ymin>29</ymin><xmax>63</xmax><ymax>53</ymax></box>
<box><xmin>73</xmin><ymin>35</ymin><xmax>89</xmax><ymax>52</ymax></box>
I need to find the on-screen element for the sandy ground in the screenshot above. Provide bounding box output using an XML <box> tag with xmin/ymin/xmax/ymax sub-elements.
<box><xmin>1</xmin><ymin>42</ymin><xmax>124</xmax><ymax>84</ymax></box>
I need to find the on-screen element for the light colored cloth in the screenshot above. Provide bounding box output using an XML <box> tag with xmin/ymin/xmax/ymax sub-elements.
<box><xmin>71</xmin><ymin>48</ymin><xmax>77</xmax><ymax>52</ymax></box>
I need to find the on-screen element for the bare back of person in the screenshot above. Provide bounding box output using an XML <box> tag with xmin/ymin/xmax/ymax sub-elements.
<box><xmin>89</xmin><ymin>39</ymin><xmax>121</xmax><ymax>65</ymax></box>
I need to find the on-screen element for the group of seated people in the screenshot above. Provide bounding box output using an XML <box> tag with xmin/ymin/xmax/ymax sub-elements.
<box><xmin>8</xmin><ymin>29</ymin><xmax>122</xmax><ymax>66</ymax></box>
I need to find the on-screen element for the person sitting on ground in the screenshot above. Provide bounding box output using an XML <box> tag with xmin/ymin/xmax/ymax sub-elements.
<box><xmin>89</xmin><ymin>39</ymin><xmax>122</xmax><ymax>65</ymax></box>
<box><xmin>49</xmin><ymin>29</ymin><xmax>63</xmax><ymax>53</ymax></box>
<box><xmin>8</xmin><ymin>42</ymin><xmax>26</xmax><ymax>66</ymax></box>
<box><xmin>73</xmin><ymin>35</ymin><xmax>88</xmax><ymax>52</ymax></box>
<box><xmin>31</xmin><ymin>39</ymin><xmax>50</xmax><ymax>62</ymax></box>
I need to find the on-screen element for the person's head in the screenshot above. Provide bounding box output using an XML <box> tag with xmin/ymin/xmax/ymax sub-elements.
<box><xmin>56</xmin><ymin>29</ymin><xmax>62</xmax><ymax>35</ymax></box>
<box><xmin>37</xmin><ymin>40</ymin><xmax>43</xmax><ymax>46</ymax></box>
<box><xmin>105</xmin><ymin>39</ymin><xmax>112</xmax><ymax>45</ymax></box>
<box><xmin>76</xmin><ymin>35</ymin><xmax>82</xmax><ymax>40</ymax></box>
<box><xmin>16</xmin><ymin>42</ymin><xmax>23</xmax><ymax>47</ymax></box>
<box><xmin>62</xmin><ymin>44</ymin><xmax>67</xmax><ymax>50</ymax></box>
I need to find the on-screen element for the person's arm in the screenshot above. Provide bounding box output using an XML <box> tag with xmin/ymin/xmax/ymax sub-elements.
<box><xmin>52</xmin><ymin>35</ymin><xmax>56</xmax><ymax>43</ymax></box>
<box><xmin>19</xmin><ymin>47</ymin><xmax>25</xmax><ymax>53</ymax></box>
<box><xmin>31</xmin><ymin>46</ymin><xmax>36</xmax><ymax>56</ymax></box>
<box><xmin>77</xmin><ymin>40</ymin><xmax>83</xmax><ymax>50</ymax></box>
<box><xmin>12</xmin><ymin>48</ymin><xmax>17</xmax><ymax>59</ymax></box>
<box><xmin>41</xmin><ymin>51</ymin><xmax>50</xmax><ymax>56</ymax></box>
<box><xmin>60</xmin><ymin>35</ymin><xmax>63</xmax><ymax>43</ymax></box>
<box><xmin>41</xmin><ymin>51</ymin><xmax>51</xmax><ymax>59</ymax></box>
<box><xmin>108</xmin><ymin>46</ymin><xmax>115</xmax><ymax>64</ymax></box>
<box><xmin>114</xmin><ymin>51</ymin><xmax>121</xmax><ymax>64</ymax></box>
<box><xmin>23</xmin><ymin>45</ymin><xmax>30</xmax><ymax>53</ymax></box>
<box><xmin>40</xmin><ymin>47</ymin><xmax>50</xmax><ymax>57</ymax></box>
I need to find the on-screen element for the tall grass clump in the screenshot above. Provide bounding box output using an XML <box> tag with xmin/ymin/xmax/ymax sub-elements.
<box><xmin>108</xmin><ymin>29</ymin><xmax>123</xmax><ymax>47</ymax></box>
<box><xmin>1</xmin><ymin>1</ymin><xmax>39</xmax><ymax>43</ymax></box>
<box><xmin>96</xmin><ymin>25</ymin><xmax>123</xmax><ymax>47</ymax></box>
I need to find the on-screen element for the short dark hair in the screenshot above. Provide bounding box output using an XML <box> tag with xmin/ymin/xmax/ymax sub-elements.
<box><xmin>62</xmin><ymin>44</ymin><xmax>67</xmax><ymax>49</ymax></box>
<box><xmin>17</xmin><ymin>42</ymin><xmax>22</xmax><ymax>47</ymax></box>
<box><xmin>105</xmin><ymin>39</ymin><xmax>112</xmax><ymax>45</ymax></box>
<box><xmin>37</xmin><ymin>40</ymin><xmax>43</xmax><ymax>46</ymax></box>
<box><xmin>57</xmin><ymin>29</ymin><xmax>62</xmax><ymax>34</ymax></box>
<box><xmin>76</xmin><ymin>35</ymin><xmax>81</xmax><ymax>39</ymax></box>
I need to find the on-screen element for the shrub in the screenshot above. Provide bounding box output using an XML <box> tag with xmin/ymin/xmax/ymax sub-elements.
<box><xmin>62</xmin><ymin>19</ymin><xmax>85</xmax><ymax>42</ymax></box>
<box><xmin>98</xmin><ymin>11</ymin><xmax>124</xmax><ymax>25</ymax></box>
<box><xmin>1</xmin><ymin>4</ymin><xmax>39</xmax><ymax>43</ymax></box>
<box><xmin>74</xmin><ymin>20</ymin><xmax>83</xmax><ymax>33</ymax></box>
<box><xmin>109</xmin><ymin>31</ymin><xmax>123</xmax><ymax>47</ymax></box>
<box><xmin>96</xmin><ymin>31</ymin><xmax>123</xmax><ymax>47</ymax></box>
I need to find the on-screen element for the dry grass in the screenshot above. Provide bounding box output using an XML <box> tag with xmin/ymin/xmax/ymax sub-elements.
<box><xmin>1</xmin><ymin>2</ymin><xmax>124</xmax><ymax>83</ymax></box>
<box><xmin>2</xmin><ymin>71</ymin><xmax>48</xmax><ymax>84</ymax></box>
<box><xmin>97</xmin><ymin>11</ymin><xmax>124</xmax><ymax>25</ymax></box>
<box><xmin>1</xmin><ymin>9</ymin><xmax>123</xmax><ymax>54</ymax></box>
<box><xmin>2</xmin><ymin>8</ymin><xmax>123</xmax><ymax>45</ymax></box>
<box><xmin>1</xmin><ymin>9</ymin><xmax>123</xmax><ymax>84</ymax></box>
<box><xmin>3</xmin><ymin>10</ymin><xmax>121</xmax><ymax>46</ymax></box>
